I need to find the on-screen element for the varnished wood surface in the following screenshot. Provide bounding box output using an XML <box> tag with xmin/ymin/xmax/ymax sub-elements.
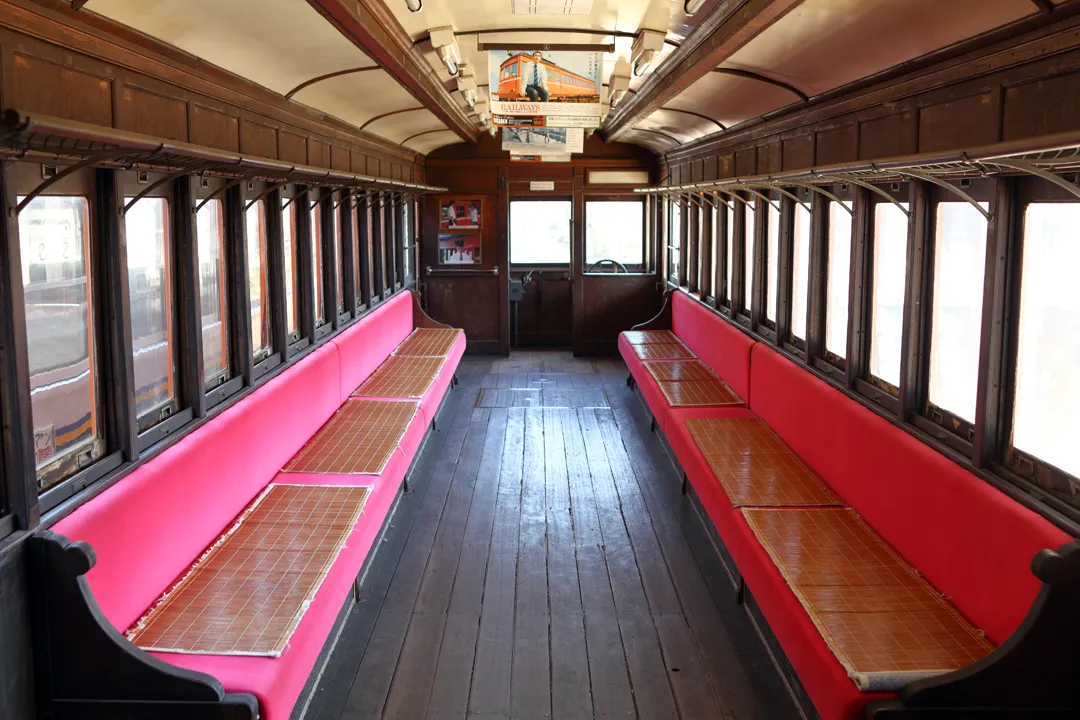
<box><xmin>310</xmin><ymin>351</ymin><xmax>795</xmax><ymax>720</ymax></box>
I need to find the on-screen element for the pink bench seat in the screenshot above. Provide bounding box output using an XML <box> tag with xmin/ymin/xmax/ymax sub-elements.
<box><xmin>49</xmin><ymin>289</ymin><xmax>462</xmax><ymax>720</ymax></box>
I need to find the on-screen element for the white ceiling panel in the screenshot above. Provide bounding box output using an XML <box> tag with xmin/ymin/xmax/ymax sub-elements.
<box><xmin>664</xmin><ymin>72</ymin><xmax>798</xmax><ymax>130</ymax></box>
<box><xmin>86</xmin><ymin>0</ymin><xmax>377</xmax><ymax>95</ymax></box>
<box><xmin>292</xmin><ymin>70</ymin><xmax>421</xmax><ymax>129</ymax></box>
<box><xmin>637</xmin><ymin>107</ymin><xmax>725</xmax><ymax>144</ymax></box>
<box><xmin>365</xmin><ymin>109</ymin><xmax>448</xmax><ymax>144</ymax></box>
<box><xmin>405</xmin><ymin>129</ymin><xmax>463</xmax><ymax>154</ymax></box>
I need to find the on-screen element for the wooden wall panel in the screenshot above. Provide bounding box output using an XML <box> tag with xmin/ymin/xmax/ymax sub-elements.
<box><xmin>702</xmin><ymin>155</ymin><xmax>718</xmax><ymax>182</ymax></box>
<box><xmin>10</xmin><ymin>51</ymin><xmax>111</xmax><ymax>126</ymax></box>
<box><xmin>735</xmin><ymin>148</ymin><xmax>756</xmax><ymax>177</ymax></box>
<box><xmin>279</xmin><ymin>130</ymin><xmax>307</xmax><ymax>164</ymax></box>
<box><xmin>426</xmin><ymin>276</ymin><xmax>501</xmax><ymax>349</ymax></box>
<box><xmin>757</xmin><ymin>141</ymin><xmax>782</xmax><ymax>175</ymax></box>
<box><xmin>308</xmin><ymin>139</ymin><xmax>330</xmax><ymax>169</ymax></box>
<box><xmin>782</xmin><ymin>133</ymin><xmax>814</xmax><ymax>171</ymax></box>
<box><xmin>331</xmin><ymin>145</ymin><xmax>349</xmax><ymax>171</ymax></box>
<box><xmin>858</xmin><ymin>108</ymin><xmax>915</xmax><ymax>160</ymax></box>
<box><xmin>118</xmin><ymin>84</ymin><xmax>187</xmax><ymax>141</ymax></box>
<box><xmin>367</xmin><ymin>156</ymin><xmax>380</xmax><ymax>177</ymax></box>
<box><xmin>239</xmin><ymin>118</ymin><xmax>277</xmax><ymax>159</ymax></box>
<box><xmin>189</xmin><ymin>104</ymin><xmax>239</xmax><ymax>152</ymax></box>
<box><xmin>815</xmin><ymin>123</ymin><xmax>857</xmax><ymax>166</ymax></box>
<box><xmin>718</xmin><ymin>153</ymin><xmax>734</xmax><ymax>179</ymax></box>
<box><xmin>1002</xmin><ymin>70</ymin><xmax>1080</xmax><ymax>140</ymax></box>
<box><xmin>918</xmin><ymin>92</ymin><xmax>999</xmax><ymax>152</ymax></box>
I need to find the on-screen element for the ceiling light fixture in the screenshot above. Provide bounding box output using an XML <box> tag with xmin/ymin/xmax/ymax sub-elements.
<box><xmin>631</xmin><ymin>29</ymin><xmax>665</xmax><ymax>77</ymax></box>
<box><xmin>430</xmin><ymin>27</ymin><xmax>461</xmax><ymax>77</ymax></box>
<box><xmin>405</xmin><ymin>0</ymin><xmax>422</xmax><ymax>12</ymax></box>
<box><xmin>456</xmin><ymin>68</ymin><xmax>477</xmax><ymax>108</ymax></box>
<box><xmin>608</xmin><ymin>57</ymin><xmax>631</xmax><ymax>108</ymax></box>
<box><xmin>684</xmin><ymin>0</ymin><xmax>707</xmax><ymax>15</ymax></box>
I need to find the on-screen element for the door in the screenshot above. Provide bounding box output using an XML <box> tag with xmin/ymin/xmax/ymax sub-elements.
<box><xmin>509</xmin><ymin>196</ymin><xmax>574</xmax><ymax>347</ymax></box>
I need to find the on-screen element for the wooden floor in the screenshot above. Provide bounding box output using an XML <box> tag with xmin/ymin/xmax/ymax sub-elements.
<box><xmin>308</xmin><ymin>351</ymin><xmax>795</xmax><ymax>720</ymax></box>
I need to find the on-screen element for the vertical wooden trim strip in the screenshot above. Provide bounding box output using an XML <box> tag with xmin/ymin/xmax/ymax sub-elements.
<box><xmin>776</xmin><ymin>194</ymin><xmax>795</xmax><ymax>343</ymax></box>
<box><xmin>806</xmin><ymin>190</ymin><xmax>828</xmax><ymax>361</ymax></box>
<box><xmin>264</xmin><ymin>187</ymin><xmax>289</xmax><ymax>356</ymax></box>
<box><xmin>340</xmin><ymin>193</ymin><xmax>357</xmax><ymax>315</ymax></box>
<box><xmin>846</xmin><ymin>187</ymin><xmax>872</xmax><ymax>390</ymax></box>
<box><xmin>0</xmin><ymin>160</ymin><xmax>39</xmax><ymax>529</ymax></box>
<box><xmin>174</xmin><ymin>176</ymin><xmax>205</xmax><ymax>419</ymax></box>
<box><xmin>226</xmin><ymin>182</ymin><xmax>255</xmax><ymax>386</ymax></box>
<box><xmin>297</xmin><ymin>186</ymin><xmax>316</xmax><ymax>339</ymax></box>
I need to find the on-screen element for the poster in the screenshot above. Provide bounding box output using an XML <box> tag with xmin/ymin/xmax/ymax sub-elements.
<box><xmin>440</xmin><ymin>198</ymin><xmax>482</xmax><ymax>230</ymax></box>
<box><xmin>502</xmin><ymin>127</ymin><xmax>584</xmax><ymax>155</ymax></box>
<box><xmin>490</xmin><ymin>49</ymin><xmax>602</xmax><ymax>129</ymax></box>
<box><xmin>510</xmin><ymin>153</ymin><xmax>572</xmax><ymax>163</ymax></box>
<box><xmin>439</xmin><ymin>233</ymin><xmax>482</xmax><ymax>265</ymax></box>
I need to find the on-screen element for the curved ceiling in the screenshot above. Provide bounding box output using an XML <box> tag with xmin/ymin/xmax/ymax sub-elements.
<box><xmin>633</xmin><ymin>0</ymin><xmax>1052</xmax><ymax>151</ymax></box>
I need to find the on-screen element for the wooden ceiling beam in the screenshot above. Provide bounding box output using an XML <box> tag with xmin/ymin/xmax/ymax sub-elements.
<box><xmin>307</xmin><ymin>0</ymin><xmax>478</xmax><ymax>145</ymax></box>
<box><xmin>602</xmin><ymin>0</ymin><xmax>805</xmax><ymax>143</ymax></box>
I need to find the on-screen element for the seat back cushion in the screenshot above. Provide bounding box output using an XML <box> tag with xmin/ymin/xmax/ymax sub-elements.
<box><xmin>749</xmin><ymin>345</ymin><xmax>1072</xmax><ymax>644</ymax></box>
<box><xmin>331</xmin><ymin>290</ymin><xmax>416</xmax><ymax>403</ymax></box>
<box><xmin>53</xmin><ymin>343</ymin><xmax>343</xmax><ymax>632</ymax></box>
<box><xmin>671</xmin><ymin>290</ymin><xmax>755</xmax><ymax>402</ymax></box>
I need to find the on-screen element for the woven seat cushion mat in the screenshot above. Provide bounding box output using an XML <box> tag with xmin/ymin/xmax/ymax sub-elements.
<box><xmin>393</xmin><ymin>327</ymin><xmax>463</xmax><ymax>357</ymax></box>
<box><xmin>352</xmin><ymin>355</ymin><xmax>442</xmax><ymax>399</ymax></box>
<box><xmin>283</xmin><ymin>399</ymin><xmax>419</xmax><ymax>475</ymax></box>
<box><xmin>656</xmin><ymin>378</ymin><xmax>742</xmax><ymax>407</ymax></box>
<box><xmin>645</xmin><ymin>359</ymin><xmax>718</xmax><ymax>383</ymax></box>
<box><xmin>623</xmin><ymin>330</ymin><xmax>679</xmax><ymax>345</ymax></box>
<box><xmin>632</xmin><ymin>341</ymin><xmax>695</xmax><ymax>361</ymax></box>
<box><xmin>128</xmin><ymin>484</ymin><xmax>372</xmax><ymax>657</ymax></box>
<box><xmin>685</xmin><ymin>418</ymin><xmax>841</xmax><ymax>507</ymax></box>
<box><xmin>741</xmin><ymin>507</ymin><xmax>993</xmax><ymax>691</ymax></box>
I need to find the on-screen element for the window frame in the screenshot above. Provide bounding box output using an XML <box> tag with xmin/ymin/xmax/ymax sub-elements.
<box><xmin>241</xmin><ymin>184</ymin><xmax>282</xmax><ymax>383</ymax></box>
<box><xmin>666</xmin><ymin>197</ymin><xmax>681</xmax><ymax>285</ymax></box>
<box><xmin>309</xmin><ymin>187</ymin><xmax>333</xmax><ymax>341</ymax></box>
<box><xmin>735</xmin><ymin>193</ymin><xmax>757</xmax><ymax>329</ymax></box>
<box><xmin>809</xmin><ymin>184</ymin><xmax>856</xmax><ymax>382</ymax></box>
<box><xmin>353</xmin><ymin>192</ymin><xmax>373</xmax><ymax>311</ymax></box>
<box><xmin>582</xmin><ymin>195</ymin><xmax>649</xmax><ymax>274</ymax></box>
<box><xmin>909</xmin><ymin>178</ymin><xmax>996</xmax><ymax>454</ymax></box>
<box><xmin>279</xmin><ymin>185</ymin><xmax>310</xmax><ymax>357</ymax></box>
<box><xmin>754</xmin><ymin>190</ymin><xmax>782</xmax><ymax>341</ymax></box>
<box><xmin>784</xmin><ymin>187</ymin><xmax>815</xmax><ymax>358</ymax></box>
<box><xmin>714</xmin><ymin>197</ymin><xmax>733</xmax><ymax>313</ymax></box>
<box><xmin>370</xmin><ymin>191</ymin><xmax>387</xmax><ymax>302</ymax></box>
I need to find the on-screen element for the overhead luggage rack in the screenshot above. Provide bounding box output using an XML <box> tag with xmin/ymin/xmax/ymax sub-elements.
<box><xmin>0</xmin><ymin>108</ymin><xmax>448</xmax><ymax>203</ymax></box>
<box><xmin>635</xmin><ymin>129</ymin><xmax>1080</xmax><ymax>214</ymax></box>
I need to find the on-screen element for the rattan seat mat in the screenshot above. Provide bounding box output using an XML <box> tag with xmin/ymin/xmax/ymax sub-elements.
<box><xmin>624</xmin><ymin>330</ymin><xmax>679</xmax><ymax>345</ymax></box>
<box><xmin>685</xmin><ymin>418</ymin><xmax>841</xmax><ymax>507</ymax></box>
<box><xmin>393</xmin><ymin>327</ymin><xmax>463</xmax><ymax>357</ymax></box>
<box><xmin>128</xmin><ymin>483</ymin><xmax>371</xmax><ymax>657</ymax></box>
<box><xmin>353</xmin><ymin>355</ymin><xmax>442</xmax><ymax>399</ymax></box>
<box><xmin>741</xmin><ymin>507</ymin><xmax>993</xmax><ymax>690</ymax></box>
<box><xmin>657</xmin><ymin>379</ymin><xmax>742</xmax><ymax>407</ymax></box>
<box><xmin>284</xmin><ymin>399</ymin><xmax>418</xmax><ymax>475</ymax></box>
<box><xmin>645</xmin><ymin>359</ymin><xmax>718</xmax><ymax>382</ymax></box>
<box><xmin>632</xmin><ymin>342</ymin><xmax>695</xmax><ymax>361</ymax></box>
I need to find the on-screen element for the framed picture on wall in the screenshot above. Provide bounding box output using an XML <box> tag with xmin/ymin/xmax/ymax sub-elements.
<box><xmin>440</xmin><ymin>197</ymin><xmax>482</xmax><ymax>230</ymax></box>
<box><xmin>439</xmin><ymin>233</ymin><xmax>482</xmax><ymax>265</ymax></box>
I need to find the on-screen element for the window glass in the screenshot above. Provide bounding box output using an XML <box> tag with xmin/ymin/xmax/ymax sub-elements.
<box><xmin>766</xmin><ymin>202</ymin><xmax>780</xmax><ymax>322</ymax></box>
<box><xmin>353</xmin><ymin>202</ymin><xmax>365</xmax><ymax>307</ymax></box>
<box><xmin>869</xmin><ymin>201</ymin><xmax>910</xmax><ymax>387</ymax></box>
<box><xmin>18</xmin><ymin>196</ymin><xmax>105</xmax><ymax>491</ymax></box>
<box><xmin>826</xmin><ymin>201</ymin><xmax>853</xmax><ymax>358</ymax></box>
<box><xmin>282</xmin><ymin>200</ymin><xmax>297</xmax><ymax>337</ymax></box>
<box><xmin>669</xmin><ymin>202</ymin><xmax>681</xmax><ymax>281</ymax></box>
<box><xmin>743</xmin><ymin>202</ymin><xmax>756</xmax><ymax>312</ymax></box>
<box><xmin>586</xmin><ymin>200</ymin><xmax>644</xmax><ymax>267</ymax></box>
<box><xmin>195</xmin><ymin>200</ymin><xmax>229</xmax><ymax>387</ymax></box>
<box><xmin>791</xmin><ymin>203</ymin><xmax>811</xmax><ymax>340</ymax></box>
<box><xmin>311</xmin><ymin>205</ymin><xmax>325</xmax><ymax>324</ymax></box>
<box><xmin>333</xmin><ymin>205</ymin><xmax>343</xmax><ymax>313</ymax></box>
<box><xmin>1013</xmin><ymin>203</ymin><xmax>1080</xmax><ymax>478</ymax></box>
<box><xmin>245</xmin><ymin>200</ymin><xmax>272</xmax><ymax>362</ymax></box>
<box><xmin>125</xmin><ymin>197</ymin><xmax>178</xmax><ymax>430</ymax></box>
<box><xmin>725</xmin><ymin>205</ymin><xmax>734</xmax><ymax>304</ymax></box>
<box><xmin>928</xmin><ymin>202</ymin><xmax>988</xmax><ymax>422</ymax></box>
<box><xmin>510</xmin><ymin>200</ymin><xmax>572</xmax><ymax>264</ymax></box>
<box><xmin>403</xmin><ymin>200</ymin><xmax>412</xmax><ymax>280</ymax></box>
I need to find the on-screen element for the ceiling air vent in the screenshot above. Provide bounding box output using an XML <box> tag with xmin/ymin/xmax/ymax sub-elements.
<box><xmin>512</xmin><ymin>0</ymin><xmax>594</xmax><ymax>15</ymax></box>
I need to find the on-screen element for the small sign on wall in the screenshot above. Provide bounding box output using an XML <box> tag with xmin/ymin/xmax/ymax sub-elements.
<box><xmin>530</xmin><ymin>181</ymin><xmax>556</xmax><ymax>191</ymax></box>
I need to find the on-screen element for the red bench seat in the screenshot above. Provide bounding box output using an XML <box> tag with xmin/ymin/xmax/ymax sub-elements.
<box><xmin>50</xmin><ymin>290</ymin><xmax>461</xmax><ymax>720</ymax></box>
<box><xmin>622</xmin><ymin>290</ymin><xmax>1072</xmax><ymax>720</ymax></box>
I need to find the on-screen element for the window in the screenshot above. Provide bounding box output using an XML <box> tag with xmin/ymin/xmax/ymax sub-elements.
<box><xmin>510</xmin><ymin>199</ymin><xmax>572</xmax><ymax>264</ymax></box>
<box><xmin>403</xmin><ymin>200</ymin><xmax>414</xmax><ymax>280</ymax></box>
<box><xmin>791</xmin><ymin>202</ymin><xmax>811</xmax><ymax>341</ymax></box>
<box><xmin>124</xmin><ymin>197</ymin><xmax>178</xmax><ymax>432</ymax></box>
<box><xmin>743</xmin><ymin>201</ymin><xmax>756</xmax><ymax>313</ymax></box>
<box><xmin>311</xmin><ymin>204</ymin><xmax>325</xmax><ymax>325</ymax></box>
<box><xmin>585</xmin><ymin>200</ymin><xmax>644</xmax><ymax>269</ymax></box>
<box><xmin>353</xmin><ymin>199</ymin><xmax>369</xmax><ymax>308</ymax></box>
<box><xmin>869</xmin><ymin>201</ymin><xmax>910</xmax><ymax>389</ymax></box>
<box><xmin>245</xmin><ymin>200</ymin><xmax>272</xmax><ymax>362</ymax></box>
<box><xmin>18</xmin><ymin>196</ymin><xmax>105</xmax><ymax>492</ymax></box>
<box><xmin>765</xmin><ymin>201</ymin><xmax>780</xmax><ymax>323</ymax></box>
<box><xmin>668</xmin><ymin>201</ymin><xmax>681</xmax><ymax>282</ymax></box>
<box><xmin>927</xmin><ymin>202</ymin><xmax>989</xmax><ymax>423</ymax></box>
<box><xmin>1012</xmin><ymin>203</ymin><xmax>1080</xmax><ymax>478</ymax></box>
<box><xmin>333</xmin><ymin>203</ymin><xmax>343</xmax><ymax>314</ymax></box>
<box><xmin>282</xmin><ymin>199</ymin><xmax>298</xmax><ymax>339</ymax></box>
<box><xmin>195</xmin><ymin>199</ymin><xmax>229</xmax><ymax>388</ymax></box>
<box><xmin>825</xmin><ymin>200</ymin><xmax>853</xmax><ymax>359</ymax></box>
<box><xmin>725</xmin><ymin>205</ymin><xmax>734</xmax><ymax>305</ymax></box>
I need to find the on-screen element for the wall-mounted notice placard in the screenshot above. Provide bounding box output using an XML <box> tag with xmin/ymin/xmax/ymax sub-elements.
<box><xmin>530</xmin><ymin>181</ymin><xmax>556</xmax><ymax>191</ymax></box>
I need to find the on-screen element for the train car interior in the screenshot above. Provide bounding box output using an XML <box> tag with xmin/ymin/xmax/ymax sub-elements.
<box><xmin>1</xmin><ymin>1</ymin><xmax>1080</xmax><ymax>719</ymax></box>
